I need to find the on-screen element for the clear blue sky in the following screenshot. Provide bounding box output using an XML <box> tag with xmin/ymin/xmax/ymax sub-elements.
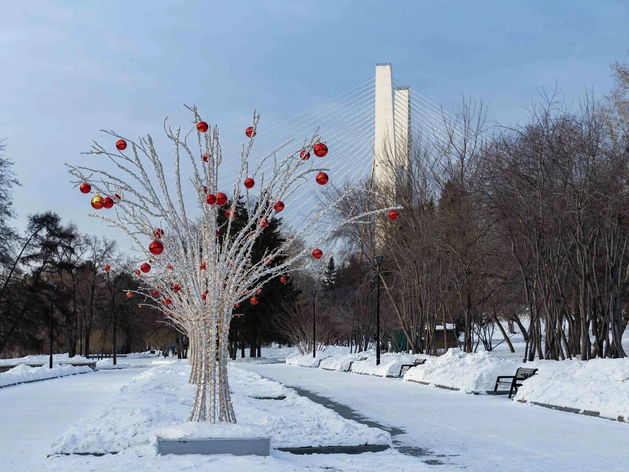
<box><xmin>1</xmin><ymin>0</ymin><xmax>628</xmax><ymax>234</ymax></box>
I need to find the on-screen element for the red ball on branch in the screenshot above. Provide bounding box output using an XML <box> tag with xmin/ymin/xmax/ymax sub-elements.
<box><xmin>116</xmin><ymin>139</ymin><xmax>127</xmax><ymax>151</ymax></box>
<box><xmin>152</xmin><ymin>290</ymin><xmax>159</xmax><ymax>297</ymax></box>
<box><xmin>281</xmin><ymin>276</ymin><xmax>287</xmax><ymax>284</ymax></box>
<box><xmin>235</xmin><ymin>303</ymin><xmax>240</xmax><ymax>308</ymax></box>
<box><xmin>250</xmin><ymin>297</ymin><xmax>259</xmax><ymax>305</ymax></box>
<box><xmin>300</xmin><ymin>150</ymin><xmax>310</xmax><ymax>160</ymax></box>
<box><xmin>313</xmin><ymin>143</ymin><xmax>328</xmax><ymax>157</ymax></box>
<box><xmin>165</xmin><ymin>298</ymin><xmax>172</xmax><ymax>306</ymax></box>
<box><xmin>225</xmin><ymin>209</ymin><xmax>234</xmax><ymax>219</ymax></box>
<box><xmin>245</xmin><ymin>127</ymin><xmax>256</xmax><ymax>138</ymax></box>
<box><xmin>167</xmin><ymin>264</ymin><xmax>173</xmax><ymax>270</ymax></box>
<box><xmin>126</xmin><ymin>291</ymin><xmax>132</xmax><ymax>298</ymax></box>
<box><xmin>149</xmin><ymin>240</ymin><xmax>164</xmax><ymax>255</ymax></box>
<box><xmin>141</xmin><ymin>263</ymin><xmax>151</xmax><ymax>273</ymax></box>
<box><xmin>206</xmin><ymin>194</ymin><xmax>216</xmax><ymax>205</ymax></box>
<box><xmin>312</xmin><ymin>248</ymin><xmax>323</xmax><ymax>259</ymax></box>
<box><xmin>244</xmin><ymin>178</ymin><xmax>255</xmax><ymax>189</ymax></box>
<box><xmin>256</xmin><ymin>288</ymin><xmax>262</xmax><ymax>294</ymax></box>
<box><xmin>134</xmin><ymin>270</ymin><xmax>140</xmax><ymax>276</ymax></box>
<box><xmin>388</xmin><ymin>210</ymin><xmax>399</xmax><ymax>221</ymax></box>
<box><xmin>216</xmin><ymin>193</ymin><xmax>227</xmax><ymax>206</ymax></box>
<box><xmin>274</xmin><ymin>201</ymin><xmax>285</xmax><ymax>212</ymax></box>
<box><xmin>103</xmin><ymin>196</ymin><xmax>114</xmax><ymax>209</ymax></box>
<box><xmin>197</xmin><ymin>121</ymin><xmax>209</xmax><ymax>133</ymax></box>
<box><xmin>154</xmin><ymin>228</ymin><xmax>164</xmax><ymax>239</ymax></box>
<box><xmin>104</xmin><ymin>265</ymin><xmax>110</xmax><ymax>272</ymax></box>
<box><xmin>203</xmin><ymin>153</ymin><xmax>209</xmax><ymax>162</ymax></box>
<box><xmin>316</xmin><ymin>172</ymin><xmax>329</xmax><ymax>185</ymax></box>
<box><xmin>259</xmin><ymin>218</ymin><xmax>268</xmax><ymax>228</ymax></box>
<box><xmin>173</xmin><ymin>284</ymin><xmax>181</xmax><ymax>292</ymax></box>
<box><xmin>80</xmin><ymin>183</ymin><xmax>91</xmax><ymax>194</ymax></box>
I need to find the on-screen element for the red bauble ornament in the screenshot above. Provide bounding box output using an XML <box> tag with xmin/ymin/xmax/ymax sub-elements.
<box><xmin>200</xmin><ymin>262</ymin><xmax>207</xmax><ymax>270</ymax></box>
<box><xmin>173</xmin><ymin>284</ymin><xmax>181</xmax><ymax>292</ymax></box>
<box><xmin>244</xmin><ymin>178</ymin><xmax>255</xmax><ymax>189</ymax></box>
<box><xmin>167</xmin><ymin>264</ymin><xmax>173</xmax><ymax>270</ymax></box>
<box><xmin>116</xmin><ymin>139</ymin><xmax>127</xmax><ymax>151</ymax></box>
<box><xmin>215</xmin><ymin>230</ymin><xmax>219</xmax><ymax>237</ymax></box>
<box><xmin>235</xmin><ymin>303</ymin><xmax>240</xmax><ymax>308</ymax></box>
<box><xmin>141</xmin><ymin>263</ymin><xmax>151</xmax><ymax>273</ymax></box>
<box><xmin>388</xmin><ymin>210</ymin><xmax>399</xmax><ymax>221</ymax></box>
<box><xmin>201</xmin><ymin>293</ymin><xmax>207</xmax><ymax>301</ymax></box>
<box><xmin>149</xmin><ymin>240</ymin><xmax>164</xmax><ymax>255</ymax></box>
<box><xmin>316</xmin><ymin>172</ymin><xmax>329</xmax><ymax>185</ymax></box>
<box><xmin>138</xmin><ymin>304</ymin><xmax>142</xmax><ymax>309</ymax></box>
<box><xmin>256</xmin><ymin>288</ymin><xmax>262</xmax><ymax>294</ymax></box>
<box><xmin>80</xmin><ymin>183</ymin><xmax>91</xmax><ymax>194</ymax></box>
<box><xmin>91</xmin><ymin>195</ymin><xmax>104</xmax><ymax>210</ymax></box>
<box><xmin>103</xmin><ymin>196</ymin><xmax>114</xmax><ymax>209</ymax></box>
<box><xmin>245</xmin><ymin>127</ymin><xmax>256</xmax><ymax>138</ymax></box>
<box><xmin>266</xmin><ymin>258</ymin><xmax>272</xmax><ymax>265</ymax></box>
<box><xmin>313</xmin><ymin>142</ymin><xmax>328</xmax><ymax>157</ymax></box>
<box><xmin>114</xmin><ymin>193</ymin><xmax>121</xmax><ymax>200</ymax></box>
<box><xmin>250</xmin><ymin>296</ymin><xmax>259</xmax><ymax>305</ymax></box>
<box><xmin>197</xmin><ymin>121</ymin><xmax>209</xmax><ymax>133</ymax></box>
<box><xmin>259</xmin><ymin>218</ymin><xmax>269</xmax><ymax>228</ymax></box>
<box><xmin>152</xmin><ymin>290</ymin><xmax>159</xmax><ymax>297</ymax></box>
<box><xmin>216</xmin><ymin>193</ymin><xmax>227</xmax><ymax>206</ymax></box>
<box><xmin>126</xmin><ymin>291</ymin><xmax>132</xmax><ymax>298</ymax></box>
<box><xmin>312</xmin><ymin>248</ymin><xmax>323</xmax><ymax>259</ymax></box>
<box><xmin>281</xmin><ymin>276</ymin><xmax>287</xmax><ymax>284</ymax></box>
<box><xmin>225</xmin><ymin>209</ymin><xmax>234</xmax><ymax>219</ymax></box>
<box><xmin>165</xmin><ymin>298</ymin><xmax>172</xmax><ymax>306</ymax></box>
<box><xmin>134</xmin><ymin>270</ymin><xmax>140</xmax><ymax>276</ymax></box>
<box><xmin>203</xmin><ymin>153</ymin><xmax>209</xmax><ymax>162</ymax></box>
<box><xmin>300</xmin><ymin>150</ymin><xmax>310</xmax><ymax>160</ymax></box>
<box><xmin>154</xmin><ymin>228</ymin><xmax>164</xmax><ymax>239</ymax></box>
<box><xmin>206</xmin><ymin>194</ymin><xmax>216</xmax><ymax>205</ymax></box>
<box><xmin>104</xmin><ymin>265</ymin><xmax>110</xmax><ymax>272</ymax></box>
<box><xmin>274</xmin><ymin>201</ymin><xmax>285</xmax><ymax>212</ymax></box>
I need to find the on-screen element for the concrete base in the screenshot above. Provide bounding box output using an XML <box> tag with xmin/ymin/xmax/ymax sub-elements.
<box><xmin>157</xmin><ymin>437</ymin><xmax>271</xmax><ymax>456</ymax></box>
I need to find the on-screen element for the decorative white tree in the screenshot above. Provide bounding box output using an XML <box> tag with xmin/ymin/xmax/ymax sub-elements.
<box><xmin>67</xmin><ymin>106</ymin><xmax>397</xmax><ymax>423</ymax></box>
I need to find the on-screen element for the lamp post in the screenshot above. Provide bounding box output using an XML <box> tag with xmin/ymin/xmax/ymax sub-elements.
<box><xmin>373</xmin><ymin>256</ymin><xmax>383</xmax><ymax>366</ymax></box>
<box><xmin>48</xmin><ymin>282</ymin><xmax>57</xmax><ymax>369</ymax></box>
<box><xmin>311</xmin><ymin>290</ymin><xmax>317</xmax><ymax>358</ymax></box>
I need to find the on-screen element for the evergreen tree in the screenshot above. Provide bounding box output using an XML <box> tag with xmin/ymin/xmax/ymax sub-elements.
<box><xmin>322</xmin><ymin>256</ymin><xmax>337</xmax><ymax>290</ymax></box>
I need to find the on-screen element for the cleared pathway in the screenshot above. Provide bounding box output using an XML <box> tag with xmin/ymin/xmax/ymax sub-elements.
<box><xmin>244</xmin><ymin>363</ymin><xmax>629</xmax><ymax>472</ymax></box>
<box><xmin>0</xmin><ymin>367</ymin><xmax>147</xmax><ymax>472</ymax></box>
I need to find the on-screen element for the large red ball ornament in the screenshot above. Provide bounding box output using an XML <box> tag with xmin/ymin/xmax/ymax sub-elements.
<box><xmin>389</xmin><ymin>210</ymin><xmax>399</xmax><ymax>221</ymax></box>
<box><xmin>141</xmin><ymin>263</ymin><xmax>151</xmax><ymax>273</ymax></box>
<box><xmin>245</xmin><ymin>127</ymin><xmax>256</xmax><ymax>138</ymax></box>
<box><xmin>104</xmin><ymin>265</ymin><xmax>110</xmax><ymax>272</ymax></box>
<box><xmin>281</xmin><ymin>276</ymin><xmax>287</xmax><ymax>284</ymax></box>
<box><xmin>216</xmin><ymin>193</ymin><xmax>227</xmax><ymax>206</ymax></box>
<box><xmin>165</xmin><ymin>298</ymin><xmax>172</xmax><ymax>306</ymax></box>
<box><xmin>250</xmin><ymin>296</ymin><xmax>259</xmax><ymax>305</ymax></box>
<box><xmin>300</xmin><ymin>150</ymin><xmax>310</xmax><ymax>160</ymax></box>
<box><xmin>149</xmin><ymin>240</ymin><xmax>164</xmax><ymax>255</ymax></box>
<box><xmin>312</xmin><ymin>248</ymin><xmax>323</xmax><ymax>259</ymax></box>
<box><xmin>244</xmin><ymin>178</ymin><xmax>255</xmax><ymax>189</ymax></box>
<box><xmin>154</xmin><ymin>228</ymin><xmax>164</xmax><ymax>239</ymax></box>
<box><xmin>206</xmin><ymin>194</ymin><xmax>216</xmax><ymax>205</ymax></box>
<box><xmin>80</xmin><ymin>183</ymin><xmax>91</xmax><ymax>194</ymax></box>
<box><xmin>152</xmin><ymin>290</ymin><xmax>159</xmax><ymax>297</ymax></box>
<box><xmin>316</xmin><ymin>172</ymin><xmax>329</xmax><ymax>185</ymax></box>
<box><xmin>103</xmin><ymin>196</ymin><xmax>114</xmax><ymax>209</ymax></box>
<box><xmin>197</xmin><ymin>121</ymin><xmax>209</xmax><ymax>133</ymax></box>
<box><xmin>116</xmin><ymin>139</ymin><xmax>127</xmax><ymax>151</ymax></box>
<box><xmin>314</xmin><ymin>143</ymin><xmax>328</xmax><ymax>157</ymax></box>
<box><xmin>91</xmin><ymin>195</ymin><xmax>104</xmax><ymax>210</ymax></box>
<box><xmin>173</xmin><ymin>284</ymin><xmax>181</xmax><ymax>292</ymax></box>
<box><xmin>274</xmin><ymin>201</ymin><xmax>285</xmax><ymax>212</ymax></box>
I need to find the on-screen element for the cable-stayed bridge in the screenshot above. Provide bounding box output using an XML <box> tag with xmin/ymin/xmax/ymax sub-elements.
<box><xmin>76</xmin><ymin>64</ymin><xmax>459</xmax><ymax>257</ymax></box>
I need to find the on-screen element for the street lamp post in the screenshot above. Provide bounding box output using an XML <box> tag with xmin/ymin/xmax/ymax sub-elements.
<box><xmin>311</xmin><ymin>290</ymin><xmax>317</xmax><ymax>359</ymax></box>
<box><xmin>48</xmin><ymin>282</ymin><xmax>57</xmax><ymax>369</ymax></box>
<box><xmin>373</xmin><ymin>256</ymin><xmax>383</xmax><ymax>366</ymax></box>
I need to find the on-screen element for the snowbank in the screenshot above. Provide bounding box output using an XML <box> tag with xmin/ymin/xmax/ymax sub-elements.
<box><xmin>51</xmin><ymin>362</ymin><xmax>390</xmax><ymax>455</ymax></box>
<box><xmin>0</xmin><ymin>353</ymin><xmax>90</xmax><ymax>365</ymax></box>
<box><xmin>515</xmin><ymin>358</ymin><xmax>629</xmax><ymax>421</ymax></box>
<box><xmin>0</xmin><ymin>363</ymin><xmax>92</xmax><ymax>388</ymax></box>
<box><xmin>351</xmin><ymin>352</ymin><xmax>427</xmax><ymax>377</ymax></box>
<box><xmin>319</xmin><ymin>352</ymin><xmax>367</xmax><ymax>372</ymax></box>
<box><xmin>286</xmin><ymin>346</ymin><xmax>348</xmax><ymax>368</ymax></box>
<box><xmin>95</xmin><ymin>359</ymin><xmax>135</xmax><ymax>370</ymax></box>
<box><xmin>404</xmin><ymin>349</ymin><xmax>520</xmax><ymax>393</ymax></box>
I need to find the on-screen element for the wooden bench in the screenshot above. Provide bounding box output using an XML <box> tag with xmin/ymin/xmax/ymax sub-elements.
<box><xmin>399</xmin><ymin>358</ymin><xmax>426</xmax><ymax>376</ymax></box>
<box><xmin>493</xmin><ymin>367</ymin><xmax>538</xmax><ymax>398</ymax></box>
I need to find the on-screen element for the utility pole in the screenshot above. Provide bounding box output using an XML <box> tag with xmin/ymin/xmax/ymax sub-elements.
<box><xmin>48</xmin><ymin>282</ymin><xmax>57</xmax><ymax>369</ymax></box>
<box><xmin>311</xmin><ymin>290</ymin><xmax>317</xmax><ymax>358</ymax></box>
<box><xmin>373</xmin><ymin>256</ymin><xmax>383</xmax><ymax>366</ymax></box>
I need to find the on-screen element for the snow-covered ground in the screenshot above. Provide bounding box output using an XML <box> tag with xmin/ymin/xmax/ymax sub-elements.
<box><xmin>0</xmin><ymin>363</ymin><xmax>93</xmax><ymax>388</ymax></box>
<box><xmin>245</xmin><ymin>363</ymin><xmax>629</xmax><ymax>472</ymax></box>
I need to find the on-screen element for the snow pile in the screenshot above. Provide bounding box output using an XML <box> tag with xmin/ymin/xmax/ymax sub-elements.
<box><xmin>286</xmin><ymin>346</ymin><xmax>347</xmax><ymax>368</ymax></box>
<box><xmin>52</xmin><ymin>362</ymin><xmax>390</xmax><ymax>454</ymax></box>
<box><xmin>404</xmin><ymin>349</ymin><xmax>520</xmax><ymax>393</ymax></box>
<box><xmin>157</xmin><ymin>422</ymin><xmax>269</xmax><ymax>440</ymax></box>
<box><xmin>95</xmin><ymin>359</ymin><xmax>135</xmax><ymax>370</ymax></box>
<box><xmin>319</xmin><ymin>352</ymin><xmax>367</xmax><ymax>372</ymax></box>
<box><xmin>351</xmin><ymin>352</ymin><xmax>427</xmax><ymax>377</ymax></box>
<box><xmin>0</xmin><ymin>363</ymin><xmax>92</xmax><ymax>388</ymax></box>
<box><xmin>0</xmin><ymin>353</ymin><xmax>90</xmax><ymax>365</ymax></box>
<box><xmin>515</xmin><ymin>358</ymin><xmax>629</xmax><ymax>420</ymax></box>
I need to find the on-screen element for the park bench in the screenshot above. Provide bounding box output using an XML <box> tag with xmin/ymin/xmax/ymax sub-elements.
<box><xmin>399</xmin><ymin>358</ymin><xmax>426</xmax><ymax>377</ymax></box>
<box><xmin>493</xmin><ymin>367</ymin><xmax>538</xmax><ymax>398</ymax></box>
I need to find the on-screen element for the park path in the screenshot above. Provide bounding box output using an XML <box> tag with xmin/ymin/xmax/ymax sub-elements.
<box><xmin>0</xmin><ymin>367</ymin><xmax>147</xmax><ymax>472</ymax></box>
<box><xmin>244</xmin><ymin>363</ymin><xmax>629</xmax><ymax>472</ymax></box>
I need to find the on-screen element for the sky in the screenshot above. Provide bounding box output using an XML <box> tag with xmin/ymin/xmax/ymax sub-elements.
<box><xmin>1</xmin><ymin>0</ymin><xmax>628</xmax><ymax>238</ymax></box>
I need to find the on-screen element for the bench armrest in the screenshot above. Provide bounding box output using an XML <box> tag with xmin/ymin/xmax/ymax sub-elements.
<box><xmin>496</xmin><ymin>375</ymin><xmax>516</xmax><ymax>381</ymax></box>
